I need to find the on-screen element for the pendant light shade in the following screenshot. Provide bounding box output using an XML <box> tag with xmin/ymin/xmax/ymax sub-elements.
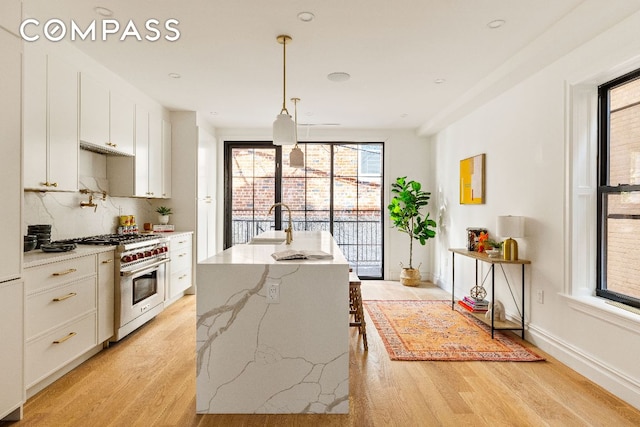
<box><xmin>289</xmin><ymin>145</ymin><xmax>304</xmax><ymax>168</ymax></box>
<box><xmin>273</xmin><ymin>35</ymin><xmax>296</xmax><ymax>145</ymax></box>
<box><xmin>273</xmin><ymin>113</ymin><xmax>296</xmax><ymax>145</ymax></box>
<box><xmin>289</xmin><ymin>97</ymin><xmax>304</xmax><ymax>168</ymax></box>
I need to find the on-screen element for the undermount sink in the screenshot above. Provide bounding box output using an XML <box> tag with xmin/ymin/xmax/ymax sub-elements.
<box><xmin>247</xmin><ymin>237</ymin><xmax>287</xmax><ymax>245</ymax></box>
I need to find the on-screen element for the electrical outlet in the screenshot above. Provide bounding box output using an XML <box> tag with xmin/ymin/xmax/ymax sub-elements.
<box><xmin>536</xmin><ymin>290</ymin><xmax>544</xmax><ymax>304</ymax></box>
<box><xmin>267</xmin><ymin>283</ymin><xmax>280</xmax><ymax>304</ymax></box>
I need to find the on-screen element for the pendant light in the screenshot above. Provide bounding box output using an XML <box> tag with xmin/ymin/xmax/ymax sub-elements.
<box><xmin>289</xmin><ymin>97</ymin><xmax>304</xmax><ymax>168</ymax></box>
<box><xmin>273</xmin><ymin>35</ymin><xmax>296</xmax><ymax>145</ymax></box>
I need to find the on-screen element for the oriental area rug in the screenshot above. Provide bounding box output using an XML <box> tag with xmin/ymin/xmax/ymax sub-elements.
<box><xmin>363</xmin><ymin>300</ymin><xmax>544</xmax><ymax>362</ymax></box>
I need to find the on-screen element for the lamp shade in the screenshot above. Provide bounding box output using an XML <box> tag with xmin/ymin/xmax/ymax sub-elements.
<box><xmin>289</xmin><ymin>145</ymin><xmax>304</xmax><ymax>168</ymax></box>
<box><xmin>273</xmin><ymin>113</ymin><xmax>296</xmax><ymax>145</ymax></box>
<box><xmin>496</xmin><ymin>215</ymin><xmax>525</xmax><ymax>238</ymax></box>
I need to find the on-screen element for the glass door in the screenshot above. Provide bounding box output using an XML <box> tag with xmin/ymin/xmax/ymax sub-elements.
<box><xmin>224</xmin><ymin>142</ymin><xmax>384</xmax><ymax>278</ymax></box>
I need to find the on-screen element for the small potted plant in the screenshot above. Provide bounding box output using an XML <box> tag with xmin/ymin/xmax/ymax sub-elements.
<box><xmin>388</xmin><ymin>176</ymin><xmax>437</xmax><ymax>286</ymax></box>
<box><xmin>156</xmin><ymin>206</ymin><xmax>172</xmax><ymax>225</ymax></box>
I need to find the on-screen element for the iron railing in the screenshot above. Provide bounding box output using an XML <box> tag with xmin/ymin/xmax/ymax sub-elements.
<box><xmin>231</xmin><ymin>218</ymin><xmax>382</xmax><ymax>278</ymax></box>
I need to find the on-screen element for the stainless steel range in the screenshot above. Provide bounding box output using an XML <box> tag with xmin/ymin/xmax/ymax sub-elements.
<box><xmin>59</xmin><ymin>234</ymin><xmax>169</xmax><ymax>341</ymax></box>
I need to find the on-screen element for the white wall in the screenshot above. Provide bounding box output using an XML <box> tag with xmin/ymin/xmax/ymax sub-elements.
<box><xmin>431</xmin><ymin>10</ymin><xmax>640</xmax><ymax>409</ymax></box>
<box><xmin>214</xmin><ymin>128</ymin><xmax>434</xmax><ymax>280</ymax></box>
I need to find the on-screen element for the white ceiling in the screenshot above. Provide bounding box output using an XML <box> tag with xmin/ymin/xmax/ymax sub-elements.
<box><xmin>23</xmin><ymin>0</ymin><xmax>640</xmax><ymax>135</ymax></box>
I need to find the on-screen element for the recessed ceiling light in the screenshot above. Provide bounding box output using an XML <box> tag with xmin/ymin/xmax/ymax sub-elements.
<box><xmin>434</xmin><ymin>78</ymin><xmax>446</xmax><ymax>84</ymax></box>
<box><xmin>297</xmin><ymin>12</ymin><xmax>315</xmax><ymax>22</ymax></box>
<box><xmin>327</xmin><ymin>72</ymin><xmax>351</xmax><ymax>82</ymax></box>
<box><xmin>94</xmin><ymin>6</ymin><xmax>113</xmax><ymax>17</ymax></box>
<box><xmin>487</xmin><ymin>19</ymin><xmax>505</xmax><ymax>29</ymax></box>
<box><xmin>168</xmin><ymin>73</ymin><xmax>181</xmax><ymax>79</ymax></box>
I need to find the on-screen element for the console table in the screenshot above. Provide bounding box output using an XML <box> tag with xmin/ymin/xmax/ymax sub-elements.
<box><xmin>449</xmin><ymin>249</ymin><xmax>531</xmax><ymax>339</ymax></box>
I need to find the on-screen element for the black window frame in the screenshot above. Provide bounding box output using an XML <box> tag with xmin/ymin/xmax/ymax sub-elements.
<box><xmin>596</xmin><ymin>68</ymin><xmax>640</xmax><ymax>309</ymax></box>
<box><xmin>223</xmin><ymin>141</ymin><xmax>385</xmax><ymax>279</ymax></box>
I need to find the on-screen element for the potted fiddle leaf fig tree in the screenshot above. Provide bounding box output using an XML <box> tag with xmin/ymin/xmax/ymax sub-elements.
<box><xmin>388</xmin><ymin>176</ymin><xmax>437</xmax><ymax>286</ymax></box>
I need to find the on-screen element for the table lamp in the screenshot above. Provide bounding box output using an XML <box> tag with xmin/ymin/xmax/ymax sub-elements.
<box><xmin>496</xmin><ymin>215</ymin><xmax>525</xmax><ymax>260</ymax></box>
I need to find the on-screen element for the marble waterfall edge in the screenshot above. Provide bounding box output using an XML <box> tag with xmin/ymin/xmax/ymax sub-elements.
<box><xmin>196</xmin><ymin>233</ymin><xmax>349</xmax><ymax>414</ymax></box>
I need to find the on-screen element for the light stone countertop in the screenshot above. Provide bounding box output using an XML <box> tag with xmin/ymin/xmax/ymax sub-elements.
<box><xmin>24</xmin><ymin>245</ymin><xmax>115</xmax><ymax>269</ymax></box>
<box><xmin>198</xmin><ymin>230</ymin><xmax>348</xmax><ymax>265</ymax></box>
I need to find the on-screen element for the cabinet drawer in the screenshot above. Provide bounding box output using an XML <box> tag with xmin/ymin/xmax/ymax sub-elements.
<box><xmin>26</xmin><ymin>312</ymin><xmax>97</xmax><ymax>388</ymax></box>
<box><xmin>25</xmin><ymin>255</ymin><xmax>96</xmax><ymax>293</ymax></box>
<box><xmin>170</xmin><ymin>235</ymin><xmax>192</xmax><ymax>252</ymax></box>
<box><xmin>170</xmin><ymin>250</ymin><xmax>191</xmax><ymax>272</ymax></box>
<box><xmin>26</xmin><ymin>276</ymin><xmax>96</xmax><ymax>339</ymax></box>
<box><xmin>170</xmin><ymin>268</ymin><xmax>192</xmax><ymax>296</ymax></box>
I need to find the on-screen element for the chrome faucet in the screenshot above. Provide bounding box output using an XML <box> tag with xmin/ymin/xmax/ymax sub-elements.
<box><xmin>268</xmin><ymin>202</ymin><xmax>293</xmax><ymax>244</ymax></box>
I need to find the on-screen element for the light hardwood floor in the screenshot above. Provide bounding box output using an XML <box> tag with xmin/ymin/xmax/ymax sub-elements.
<box><xmin>3</xmin><ymin>281</ymin><xmax>640</xmax><ymax>426</ymax></box>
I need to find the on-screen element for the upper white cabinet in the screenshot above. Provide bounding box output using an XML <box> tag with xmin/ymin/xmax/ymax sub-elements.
<box><xmin>0</xmin><ymin>0</ymin><xmax>21</xmax><ymax>36</ymax></box>
<box><xmin>23</xmin><ymin>44</ymin><xmax>79</xmax><ymax>192</ymax></box>
<box><xmin>80</xmin><ymin>73</ymin><xmax>134</xmax><ymax>156</ymax></box>
<box><xmin>107</xmin><ymin>106</ymin><xmax>169</xmax><ymax>198</ymax></box>
<box><xmin>148</xmin><ymin>112</ymin><xmax>163</xmax><ymax>197</ymax></box>
<box><xmin>0</xmin><ymin>28</ymin><xmax>22</xmax><ymax>281</ymax></box>
<box><xmin>162</xmin><ymin>119</ymin><xmax>172</xmax><ymax>198</ymax></box>
<box><xmin>134</xmin><ymin>105</ymin><xmax>151</xmax><ymax>196</ymax></box>
<box><xmin>109</xmin><ymin>91</ymin><xmax>135</xmax><ymax>155</ymax></box>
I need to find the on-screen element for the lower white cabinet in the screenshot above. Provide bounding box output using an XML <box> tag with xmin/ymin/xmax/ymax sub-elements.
<box><xmin>166</xmin><ymin>232</ymin><xmax>193</xmax><ymax>304</ymax></box>
<box><xmin>24</xmin><ymin>249</ymin><xmax>114</xmax><ymax>394</ymax></box>
<box><xmin>97</xmin><ymin>251</ymin><xmax>115</xmax><ymax>343</ymax></box>
<box><xmin>0</xmin><ymin>279</ymin><xmax>24</xmax><ymax>421</ymax></box>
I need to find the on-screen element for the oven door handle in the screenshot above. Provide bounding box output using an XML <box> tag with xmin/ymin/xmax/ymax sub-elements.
<box><xmin>120</xmin><ymin>258</ymin><xmax>170</xmax><ymax>277</ymax></box>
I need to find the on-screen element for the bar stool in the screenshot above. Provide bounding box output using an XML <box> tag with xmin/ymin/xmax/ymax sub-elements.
<box><xmin>349</xmin><ymin>271</ymin><xmax>368</xmax><ymax>351</ymax></box>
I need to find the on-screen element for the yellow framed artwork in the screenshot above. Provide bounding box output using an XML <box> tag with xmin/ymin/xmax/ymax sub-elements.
<box><xmin>460</xmin><ymin>153</ymin><xmax>485</xmax><ymax>204</ymax></box>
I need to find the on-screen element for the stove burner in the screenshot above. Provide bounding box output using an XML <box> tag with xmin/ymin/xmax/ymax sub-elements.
<box><xmin>55</xmin><ymin>233</ymin><xmax>162</xmax><ymax>246</ymax></box>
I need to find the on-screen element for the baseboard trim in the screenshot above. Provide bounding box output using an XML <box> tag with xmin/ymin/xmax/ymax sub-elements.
<box><xmin>527</xmin><ymin>323</ymin><xmax>640</xmax><ymax>410</ymax></box>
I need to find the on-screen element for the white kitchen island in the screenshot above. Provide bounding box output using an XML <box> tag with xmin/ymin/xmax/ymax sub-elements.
<box><xmin>196</xmin><ymin>230</ymin><xmax>350</xmax><ymax>414</ymax></box>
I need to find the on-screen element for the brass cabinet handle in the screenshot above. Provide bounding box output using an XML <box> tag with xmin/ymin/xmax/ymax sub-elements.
<box><xmin>179</xmin><ymin>253</ymin><xmax>187</xmax><ymax>257</ymax></box>
<box><xmin>52</xmin><ymin>268</ymin><xmax>77</xmax><ymax>276</ymax></box>
<box><xmin>178</xmin><ymin>240</ymin><xmax>187</xmax><ymax>244</ymax></box>
<box><xmin>53</xmin><ymin>332</ymin><xmax>77</xmax><ymax>344</ymax></box>
<box><xmin>106</xmin><ymin>142</ymin><xmax>118</xmax><ymax>148</ymax></box>
<box><xmin>41</xmin><ymin>181</ymin><xmax>58</xmax><ymax>187</ymax></box>
<box><xmin>53</xmin><ymin>292</ymin><xmax>77</xmax><ymax>302</ymax></box>
<box><xmin>101</xmin><ymin>259</ymin><xmax>113</xmax><ymax>264</ymax></box>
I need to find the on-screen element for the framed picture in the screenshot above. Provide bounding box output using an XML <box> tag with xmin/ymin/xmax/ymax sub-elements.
<box><xmin>460</xmin><ymin>153</ymin><xmax>485</xmax><ymax>204</ymax></box>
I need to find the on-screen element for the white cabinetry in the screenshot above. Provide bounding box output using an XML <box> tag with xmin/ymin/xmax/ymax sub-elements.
<box><xmin>197</xmin><ymin>130</ymin><xmax>217</xmax><ymax>261</ymax></box>
<box><xmin>24</xmin><ymin>254</ymin><xmax>102</xmax><ymax>394</ymax></box>
<box><xmin>149</xmin><ymin>112</ymin><xmax>163</xmax><ymax>197</ymax></box>
<box><xmin>80</xmin><ymin>73</ymin><xmax>134</xmax><ymax>156</ymax></box>
<box><xmin>0</xmin><ymin>28</ymin><xmax>22</xmax><ymax>282</ymax></box>
<box><xmin>162</xmin><ymin>119</ymin><xmax>172</xmax><ymax>198</ymax></box>
<box><xmin>0</xmin><ymin>279</ymin><xmax>24</xmax><ymax>421</ymax></box>
<box><xmin>23</xmin><ymin>44</ymin><xmax>79</xmax><ymax>192</ymax></box>
<box><xmin>166</xmin><ymin>232</ymin><xmax>193</xmax><ymax>305</ymax></box>
<box><xmin>107</xmin><ymin>107</ymin><xmax>168</xmax><ymax>198</ymax></box>
<box><xmin>97</xmin><ymin>251</ymin><xmax>115</xmax><ymax>343</ymax></box>
<box><xmin>0</xmin><ymin>17</ymin><xmax>23</xmax><ymax>422</ymax></box>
